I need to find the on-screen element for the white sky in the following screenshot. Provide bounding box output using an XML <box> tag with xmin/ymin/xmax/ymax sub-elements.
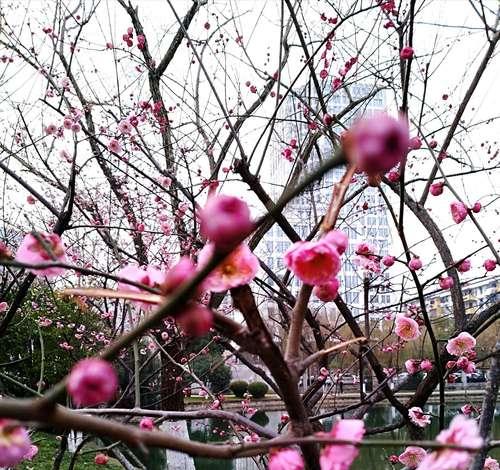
<box><xmin>0</xmin><ymin>0</ymin><xmax>498</xmax><ymax>284</ymax></box>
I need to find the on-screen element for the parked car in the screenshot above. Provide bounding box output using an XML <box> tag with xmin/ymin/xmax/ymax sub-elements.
<box><xmin>391</xmin><ymin>372</ymin><xmax>424</xmax><ymax>391</ymax></box>
<box><xmin>449</xmin><ymin>370</ymin><xmax>486</xmax><ymax>384</ymax></box>
<box><xmin>467</xmin><ymin>371</ymin><xmax>486</xmax><ymax>383</ymax></box>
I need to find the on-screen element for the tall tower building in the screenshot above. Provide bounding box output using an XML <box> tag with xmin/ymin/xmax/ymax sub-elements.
<box><xmin>259</xmin><ymin>83</ymin><xmax>393</xmax><ymax>319</ymax></box>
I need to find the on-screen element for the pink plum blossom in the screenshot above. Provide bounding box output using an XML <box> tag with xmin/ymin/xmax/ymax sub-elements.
<box><xmin>23</xmin><ymin>444</ymin><xmax>39</xmax><ymax>461</ymax></box>
<box><xmin>416</xmin><ymin>415</ymin><xmax>482</xmax><ymax>470</ymax></box>
<box><xmin>118</xmin><ymin>119</ymin><xmax>133</xmax><ymax>134</ymax></box>
<box><xmin>430</xmin><ymin>182</ymin><xmax>444</xmax><ymax>196</ymax></box>
<box><xmin>409</xmin><ymin>257</ymin><xmax>422</xmax><ymax>271</ymax></box>
<box><xmin>405</xmin><ymin>359</ymin><xmax>419</xmax><ymax>374</ymax></box>
<box><xmin>95</xmin><ymin>454</ymin><xmax>109</xmax><ymax>465</ymax></box>
<box><xmin>408</xmin><ymin>407</ymin><xmax>431</xmax><ymax>428</ymax></box>
<box><xmin>323</xmin><ymin>230</ymin><xmax>349</xmax><ymax>255</ymax></box>
<box><xmin>400</xmin><ymin>46</ymin><xmax>414</xmax><ymax>59</ymax></box>
<box><xmin>398</xmin><ymin>446</ymin><xmax>426</xmax><ymax>469</ymax></box>
<box><xmin>382</xmin><ymin>255</ymin><xmax>395</xmax><ymax>267</ymax></box>
<box><xmin>284</xmin><ymin>239</ymin><xmax>341</xmax><ymax>285</ymax></box>
<box><xmin>439</xmin><ymin>276</ymin><xmax>454</xmax><ymax>290</ymax></box>
<box><xmin>346</xmin><ymin>113</ymin><xmax>409</xmax><ymax>178</ymax></box>
<box><xmin>161</xmin><ymin>257</ymin><xmax>197</xmax><ymax>295</ymax></box>
<box><xmin>118</xmin><ymin>264</ymin><xmax>166</xmax><ymax>310</ymax></box>
<box><xmin>0</xmin><ymin>419</ymin><xmax>31</xmax><ymax>468</ymax></box>
<box><xmin>15</xmin><ymin>232</ymin><xmax>67</xmax><ymax>277</ymax></box>
<box><xmin>451</xmin><ymin>202</ymin><xmax>468</xmax><ymax>224</ymax></box>
<box><xmin>198</xmin><ymin>243</ymin><xmax>259</xmax><ymax>292</ymax></box>
<box><xmin>176</xmin><ymin>302</ymin><xmax>213</xmax><ymax>337</ymax></box>
<box><xmin>45</xmin><ymin>123</ymin><xmax>58</xmax><ymax>135</ymax></box>
<box><xmin>472</xmin><ymin>202</ymin><xmax>482</xmax><ymax>213</ymax></box>
<box><xmin>354</xmin><ymin>243</ymin><xmax>380</xmax><ymax>273</ymax></box>
<box><xmin>386</xmin><ymin>170</ymin><xmax>400</xmax><ymax>182</ymax></box>
<box><xmin>420</xmin><ymin>359</ymin><xmax>433</xmax><ymax>372</ymax></box>
<box><xmin>67</xmin><ymin>358</ymin><xmax>118</xmax><ymax>406</ymax></box>
<box><xmin>268</xmin><ymin>448</ymin><xmax>304</xmax><ymax>470</ymax></box>
<box><xmin>457</xmin><ymin>259</ymin><xmax>471</xmax><ymax>273</ymax></box>
<box><xmin>446</xmin><ymin>332</ymin><xmax>476</xmax><ymax>356</ymax></box>
<box><xmin>107</xmin><ymin>138</ymin><xmax>122</xmax><ymax>153</ymax></box>
<box><xmin>484</xmin><ymin>259</ymin><xmax>497</xmax><ymax>272</ymax></box>
<box><xmin>408</xmin><ymin>136</ymin><xmax>422</xmax><ymax>149</ymax></box>
<box><xmin>456</xmin><ymin>356</ymin><xmax>476</xmax><ymax>373</ymax></box>
<box><xmin>461</xmin><ymin>404</ymin><xmax>475</xmax><ymax>416</ymax></box>
<box><xmin>199</xmin><ymin>195</ymin><xmax>254</xmax><ymax>249</ymax></box>
<box><xmin>313</xmin><ymin>278</ymin><xmax>340</xmax><ymax>302</ymax></box>
<box><xmin>320</xmin><ymin>419</ymin><xmax>365</xmax><ymax>470</ymax></box>
<box><xmin>0</xmin><ymin>301</ymin><xmax>8</xmax><ymax>312</ymax></box>
<box><xmin>395</xmin><ymin>314</ymin><xmax>420</xmax><ymax>341</ymax></box>
<box><xmin>139</xmin><ymin>417</ymin><xmax>154</xmax><ymax>431</ymax></box>
<box><xmin>323</xmin><ymin>113</ymin><xmax>334</xmax><ymax>126</ymax></box>
<box><xmin>484</xmin><ymin>457</ymin><xmax>500</xmax><ymax>470</ymax></box>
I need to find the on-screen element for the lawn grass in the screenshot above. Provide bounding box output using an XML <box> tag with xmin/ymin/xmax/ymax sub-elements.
<box><xmin>19</xmin><ymin>432</ymin><xmax>123</xmax><ymax>470</ymax></box>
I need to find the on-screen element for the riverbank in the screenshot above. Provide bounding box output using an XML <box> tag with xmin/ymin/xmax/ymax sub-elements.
<box><xmin>186</xmin><ymin>389</ymin><xmax>486</xmax><ymax>411</ymax></box>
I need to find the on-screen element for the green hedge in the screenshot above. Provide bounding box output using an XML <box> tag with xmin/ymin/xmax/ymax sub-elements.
<box><xmin>248</xmin><ymin>381</ymin><xmax>269</xmax><ymax>398</ymax></box>
<box><xmin>229</xmin><ymin>380</ymin><xmax>248</xmax><ymax>397</ymax></box>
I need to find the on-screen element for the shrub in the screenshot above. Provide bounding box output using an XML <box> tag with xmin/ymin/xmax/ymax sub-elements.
<box><xmin>248</xmin><ymin>381</ymin><xmax>269</xmax><ymax>398</ymax></box>
<box><xmin>208</xmin><ymin>364</ymin><xmax>232</xmax><ymax>393</ymax></box>
<box><xmin>229</xmin><ymin>380</ymin><xmax>248</xmax><ymax>397</ymax></box>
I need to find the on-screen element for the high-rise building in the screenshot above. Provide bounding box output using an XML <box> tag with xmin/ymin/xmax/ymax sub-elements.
<box><xmin>259</xmin><ymin>83</ymin><xmax>393</xmax><ymax>319</ymax></box>
<box><xmin>428</xmin><ymin>276</ymin><xmax>500</xmax><ymax>319</ymax></box>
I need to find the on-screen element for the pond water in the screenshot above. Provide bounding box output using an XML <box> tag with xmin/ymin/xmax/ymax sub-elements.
<box><xmin>188</xmin><ymin>405</ymin><xmax>500</xmax><ymax>470</ymax></box>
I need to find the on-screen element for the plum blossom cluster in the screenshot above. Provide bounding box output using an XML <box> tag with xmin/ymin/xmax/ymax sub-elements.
<box><xmin>284</xmin><ymin>230</ymin><xmax>347</xmax><ymax>302</ymax></box>
<box><xmin>405</xmin><ymin>358</ymin><xmax>433</xmax><ymax>375</ymax></box>
<box><xmin>416</xmin><ymin>415</ymin><xmax>482</xmax><ymax>470</ymax></box>
<box><xmin>408</xmin><ymin>406</ymin><xmax>431</xmax><ymax>428</ymax></box>
<box><xmin>269</xmin><ymin>419</ymin><xmax>365</xmax><ymax>470</ymax></box>
<box><xmin>445</xmin><ymin>332</ymin><xmax>477</xmax><ymax>376</ymax></box>
<box><xmin>122</xmin><ymin>26</ymin><xmax>144</xmax><ymax>49</ymax></box>
<box><xmin>15</xmin><ymin>232</ymin><xmax>67</xmax><ymax>278</ymax></box>
<box><xmin>118</xmin><ymin>258</ymin><xmax>214</xmax><ymax>337</ymax></box>
<box><xmin>281</xmin><ymin>137</ymin><xmax>298</xmax><ymax>162</ymax></box>
<box><xmin>354</xmin><ymin>242</ymin><xmax>380</xmax><ymax>273</ymax></box>
<box><xmin>450</xmin><ymin>200</ymin><xmax>483</xmax><ymax>224</ymax></box>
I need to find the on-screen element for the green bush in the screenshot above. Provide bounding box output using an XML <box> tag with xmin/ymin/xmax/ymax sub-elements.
<box><xmin>208</xmin><ymin>364</ymin><xmax>232</xmax><ymax>393</ymax></box>
<box><xmin>248</xmin><ymin>381</ymin><xmax>268</xmax><ymax>398</ymax></box>
<box><xmin>229</xmin><ymin>380</ymin><xmax>248</xmax><ymax>397</ymax></box>
<box><xmin>0</xmin><ymin>287</ymin><xmax>107</xmax><ymax>398</ymax></box>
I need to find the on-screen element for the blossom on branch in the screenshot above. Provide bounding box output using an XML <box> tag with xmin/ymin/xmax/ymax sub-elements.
<box><xmin>199</xmin><ymin>195</ymin><xmax>254</xmax><ymax>249</ymax></box>
<box><xmin>284</xmin><ymin>238</ymin><xmax>342</xmax><ymax>286</ymax></box>
<box><xmin>344</xmin><ymin>113</ymin><xmax>409</xmax><ymax>182</ymax></box>
<box><xmin>446</xmin><ymin>332</ymin><xmax>476</xmax><ymax>356</ymax></box>
<box><xmin>67</xmin><ymin>358</ymin><xmax>118</xmax><ymax>406</ymax></box>
<box><xmin>198</xmin><ymin>243</ymin><xmax>259</xmax><ymax>292</ymax></box>
<box><xmin>398</xmin><ymin>446</ymin><xmax>426</xmax><ymax>469</ymax></box>
<box><xmin>395</xmin><ymin>314</ymin><xmax>421</xmax><ymax>341</ymax></box>
<box><xmin>416</xmin><ymin>415</ymin><xmax>482</xmax><ymax>470</ymax></box>
<box><xmin>0</xmin><ymin>419</ymin><xmax>31</xmax><ymax>468</ymax></box>
<box><xmin>268</xmin><ymin>448</ymin><xmax>304</xmax><ymax>470</ymax></box>
<box><xmin>15</xmin><ymin>232</ymin><xmax>67</xmax><ymax>278</ymax></box>
<box><xmin>408</xmin><ymin>407</ymin><xmax>431</xmax><ymax>428</ymax></box>
<box><xmin>319</xmin><ymin>419</ymin><xmax>365</xmax><ymax>470</ymax></box>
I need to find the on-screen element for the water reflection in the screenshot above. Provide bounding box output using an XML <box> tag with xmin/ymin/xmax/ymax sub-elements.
<box><xmin>188</xmin><ymin>405</ymin><xmax>500</xmax><ymax>470</ymax></box>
